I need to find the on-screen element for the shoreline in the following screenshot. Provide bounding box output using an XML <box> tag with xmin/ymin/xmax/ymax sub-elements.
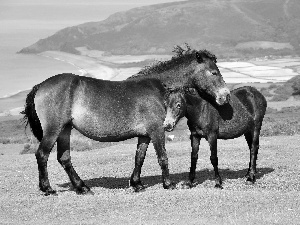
<box><xmin>40</xmin><ymin>50</ymin><xmax>300</xmax><ymax>83</ymax></box>
<box><xmin>1</xmin><ymin>51</ymin><xmax>300</xmax><ymax>115</ymax></box>
<box><xmin>39</xmin><ymin>53</ymin><xmax>88</xmax><ymax>76</ymax></box>
<box><xmin>39</xmin><ymin>51</ymin><xmax>118</xmax><ymax>80</ymax></box>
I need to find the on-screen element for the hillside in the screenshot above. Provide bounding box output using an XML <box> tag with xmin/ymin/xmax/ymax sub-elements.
<box><xmin>259</xmin><ymin>75</ymin><xmax>300</xmax><ymax>102</ymax></box>
<box><xmin>19</xmin><ymin>0</ymin><xmax>300</xmax><ymax>58</ymax></box>
<box><xmin>0</xmin><ymin>90</ymin><xmax>29</xmax><ymax>115</ymax></box>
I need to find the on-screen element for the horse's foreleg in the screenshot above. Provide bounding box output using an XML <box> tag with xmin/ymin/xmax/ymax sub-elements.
<box><xmin>151</xmin><ymin>131</ymin><xmax>175</xmax><ymax>190</ymax></box>
<box><xmin>57</xmin><ymin>125</ymin><xmax>93</xmax><ymax>195</ymax></box>
<box><xmin>245</xmin><ymin>127</ymin><xmax>260</xmax><ymax>184</ymax></box>
<box><xmin>130</xmin><ymin>136</ymin><xmax>150</xmax><ymax>192</ymax></box>
<box><xmin>184</xmin><ymin>132</ymin><xmax>201</xmax><ymax>188</ymax></box>
<box><xmin>208</xmin><ymin>133</ymin><xmax>222</xmax><ymax>189</ymax></box>
<box><xmin>35</xmin><ymin>133</ymin><xmax>58</xmax><ymax>196</ymax></box>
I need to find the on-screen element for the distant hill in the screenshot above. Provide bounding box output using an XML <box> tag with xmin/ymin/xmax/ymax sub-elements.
<box><xmin>260</xmin><ymin>75</ymin><xmax>300</xmax><ymax>102</ymax></box>
<box><xmin>17</xmin><ymin>0</ymin><xmax>300</xmax><ymax>58</ymax></box>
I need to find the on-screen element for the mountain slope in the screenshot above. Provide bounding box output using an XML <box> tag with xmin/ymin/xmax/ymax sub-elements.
<box><xmin>19</xmin><ymin>0</ymin><xmax>300</xmax><ymax>57</ymax></box>
<box><xmin>0</xmin><ymin>90</ymin><xmax>29</xmax><ymax>113</ymax></box>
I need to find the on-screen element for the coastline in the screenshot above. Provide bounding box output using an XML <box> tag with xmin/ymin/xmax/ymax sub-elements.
<box><xmin>1</xmin><ymin>51</ymin><xmax>300</xmax><ymax>116</ymax></box>
<box><xmin>39</xmin><ymin>51</ymin><xmax>118</xmax><ymax>80</ymax></box>
<box><xmin>39</xmin><ymin>53</ymin><xmax>88</xmax><ymax>76</ymax></box>
<box><xmin>39</xmin><ymin>51</ymin><xmax>145</xmax><ymax>81</ymax></box>
<box><xmin>40</xmin><ymin>50</ymin><xmax>300</xmax><ymax>83</ymax></box>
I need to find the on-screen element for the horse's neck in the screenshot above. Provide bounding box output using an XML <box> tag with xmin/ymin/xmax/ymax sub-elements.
<box><xmin>186</xmin><ymin>93</ymin><xmax>207</xmax><ymax>108</ymax></box>
<box><xmin>187</xmin><ymin>93</ymin><xmax>233</xmax><ymax>114</ymax></box>
<box><xmin>132</xmin><ymin>64</ymin><xmax>194</xmax><ymax>87</ymax></box>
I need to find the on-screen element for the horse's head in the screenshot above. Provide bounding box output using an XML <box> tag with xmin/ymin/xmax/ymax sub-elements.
<box><xmin>129</xmin><ymin>45</ymin><xmax>230</xmax><ymax>106</ymax></box>
<box><xmin>190</xmin><ymin>50</ymin><xmax>230</xmax><ymax>105</ymax></box>
<box><xmin>163</xmin><ymin>87</ymin><xmax>186</xmax><ymax>132</ymax></box>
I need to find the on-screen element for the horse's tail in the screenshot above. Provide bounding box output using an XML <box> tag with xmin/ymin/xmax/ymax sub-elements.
<box><xmin>21</xmin><ymin>84</ymin><xmax>43</xmax><ymax>142</ymax></box>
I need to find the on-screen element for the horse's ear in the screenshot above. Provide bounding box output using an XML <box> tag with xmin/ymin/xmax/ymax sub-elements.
<box><xmin>162</xmin><ymin>82</ymin><xmax>168</xmax><ymax>89</ymax></box>
<box><xmin>196</xmin><ymin>50</ymin><xmax>217</xmax><ymax>63</ymax></box>
<box><xmin>183</xmin><ymin>86</ymin><xmax>190</xmax><ymax>94</ymax></box>
<box><xmin>196</xmin><ymin>52</ymin><xmax>205</xmax><ymax>63</ymax></box>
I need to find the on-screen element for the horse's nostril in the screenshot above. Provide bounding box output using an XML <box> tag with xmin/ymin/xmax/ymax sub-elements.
<box><xmin>226</xmin><ymin>94</ymin><xmax>230</xmax><ymax>102</ymax></box>
<box><xmin>164</xmin><ymin>123</ymin><xmax>174</xmax><ymax>131</ymax></box>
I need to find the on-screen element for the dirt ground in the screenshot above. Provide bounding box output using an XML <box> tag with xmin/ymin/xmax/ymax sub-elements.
<box><xmin>1</xmin><ymin>135</ymin><xmax>300</xmax><ymax>224</ymax></box>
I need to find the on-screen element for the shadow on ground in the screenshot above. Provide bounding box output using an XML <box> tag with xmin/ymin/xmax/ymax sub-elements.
<box><xmin>59</xmin><ymin>167</ymin><xmax>274</xmax><ymax>190</ymax></box>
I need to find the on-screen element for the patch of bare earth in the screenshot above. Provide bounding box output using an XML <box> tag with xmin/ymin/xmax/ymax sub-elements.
<box><xmin>1</xmin><ymin>136</ymin><xmax>300</xmax><ymax>224</ymax></box>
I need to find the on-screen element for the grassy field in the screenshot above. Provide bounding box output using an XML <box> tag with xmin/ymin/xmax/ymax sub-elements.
<box><xmin>1</xmin><ymin>135</ymin><xmax>300</xmax><ymax>224</ymax></box>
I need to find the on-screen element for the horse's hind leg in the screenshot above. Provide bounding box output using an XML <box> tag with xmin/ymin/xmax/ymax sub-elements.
<box><xmin>207</xmin><ymin>133</ymin><xmax>222</xmax><ymax>189</ymax></box>
<box><xmin>244</xmin><ymin>126</ymin><xmax>260</xmax><ymax>184</ymax></box>
<box><xmin>36</xmin><ymin>130</ymin><xmax>60</xmax><ymax>195</ymax></box>
<box><xmin>57</xmin><ymin>124</ymin><xmax>93</xmax><ymax>195</ymax></box>
<box><xmin>130</xmin><ymin>136</ymin><xmax>150</xmax><ymax>192</ymax></box>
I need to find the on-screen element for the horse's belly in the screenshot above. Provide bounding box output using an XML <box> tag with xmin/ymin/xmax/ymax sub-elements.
<box><xmin>72</xmin><ymin>117</ymin><xmax>146</xmax><ymax>141</ymax></box>
<box><xmin>71</xmin><ymin>104</ymin><xmax>147</xmax><ymax>141</ymax></box>
<box><xmin>218</xmin><ymin>114</ymin><xmax>252</xmax><ymax>139</ymax></box>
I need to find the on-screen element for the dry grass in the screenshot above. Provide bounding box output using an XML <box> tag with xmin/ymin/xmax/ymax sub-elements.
<box><xmin>1</xmin><ymin>135</ymin><xmax>300</xmax><ymax>224</ymax></box>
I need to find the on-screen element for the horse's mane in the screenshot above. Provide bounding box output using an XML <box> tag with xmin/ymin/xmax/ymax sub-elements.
<box><xmin>128</xmin><ymin>44</ymin><xmax>217</xmax><ymax>79</ymax></box>
<box><xmin>163</xmin><ymin>86</ymin><xmax>188</xmax><ymax>104</ymax></box>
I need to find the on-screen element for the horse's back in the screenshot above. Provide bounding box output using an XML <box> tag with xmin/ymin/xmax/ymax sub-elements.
<box><xmin>232</xmin><ymin>86</ymin><xmax>267</xmax><ymax>119</ymax></box>
<box><xmin>217</xmin><ymin>87</ymin><xmax>267</xmax><ymax>138</ymax></box>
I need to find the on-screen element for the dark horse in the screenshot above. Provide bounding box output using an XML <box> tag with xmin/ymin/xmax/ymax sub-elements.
<box><xmin>23</xmin><ymin>48</ymin><xmax>229</xmax><ymax>195</ymax></box>
<box><xmin>128</xmin><ymin>47</ymin><xmax>266</xmax><ymax>189</ymax></box>
<box><xmin>181</xmin><ymin>86</ymin><xmax>267</xmax><ymax>189</ymax></box>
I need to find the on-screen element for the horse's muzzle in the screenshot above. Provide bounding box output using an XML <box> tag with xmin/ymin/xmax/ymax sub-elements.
<box><xmin>216</xmin><ymin>88</ymin><xmax>231</xmax><ymax>105</ymax></box>
<box><xmin>163</xmin><ymin>121</ymin><xmax>175</xmax><ymax>132</ymax></box>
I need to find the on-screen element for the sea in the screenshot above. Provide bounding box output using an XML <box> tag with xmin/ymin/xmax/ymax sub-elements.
<box><xmin>0</xmin><ymin>0</ymin><xmax>182</xmax><ymax>98</ymax></box>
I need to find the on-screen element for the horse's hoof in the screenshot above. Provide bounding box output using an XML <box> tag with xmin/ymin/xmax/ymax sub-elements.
<box><xmin>44</xmin><ymin>189</ymin><xmax>57</xmax><ymax>196</ymax></box>
<box><xmin>246</xmin><ymin>177</ymin><xmax>255</xmax><ymax>185</ymax></box>
<box><xmin>76</xmin><ymin>186</ymin><xmax>93</xmax><ymax>195</ymax></box>
<box><xmin>179</xmin><ymin>181</ymin><xmax>197</xmax><ymax>189</ymax></box>
<box><xmin>214</xmin><ymin>184</ymin><xmax>223</xmax><ymax>189</ymax></box>
<box><xmin>133</xmin><ymin>184</ymin><xmax>146</xmax><ymax>193</ymax></box>
<box><xmin>190</xmin><ymin>182</ymin><xmax>198</xmax><ymax>188</ymax></box>
<box><xmin>77</xmin><ymin>190</ymin><xmax>95</xmax><ymax>195</ymax></box>
<box><xmin>179</xmin><ymin>181</ymin><xmax>192</xmax><ymax>189</ymax></box>
<box><xmin>83</xmin><ymin>190</ymin><xmax>95</xmax><ymax>195</ymax></box>
<box><xmin>76</xmin><ymin>190</ymin><xmax>94</xmax><ymax>195</ymax></box>
<box><xmin>164</xmin><ymin>182</ymin><xmax>176</xmax><ymax>190</ymax></box>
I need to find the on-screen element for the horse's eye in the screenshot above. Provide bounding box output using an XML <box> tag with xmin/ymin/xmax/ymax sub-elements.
<box><xmin>211</xmin><ymin>71</ymin><xmax>218</xmax><ymax>76</ymax></box>
<box><xmin>176</xmin><ymin>103</ymin><xmax>181</xmax><ymax>109</ymax></box>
